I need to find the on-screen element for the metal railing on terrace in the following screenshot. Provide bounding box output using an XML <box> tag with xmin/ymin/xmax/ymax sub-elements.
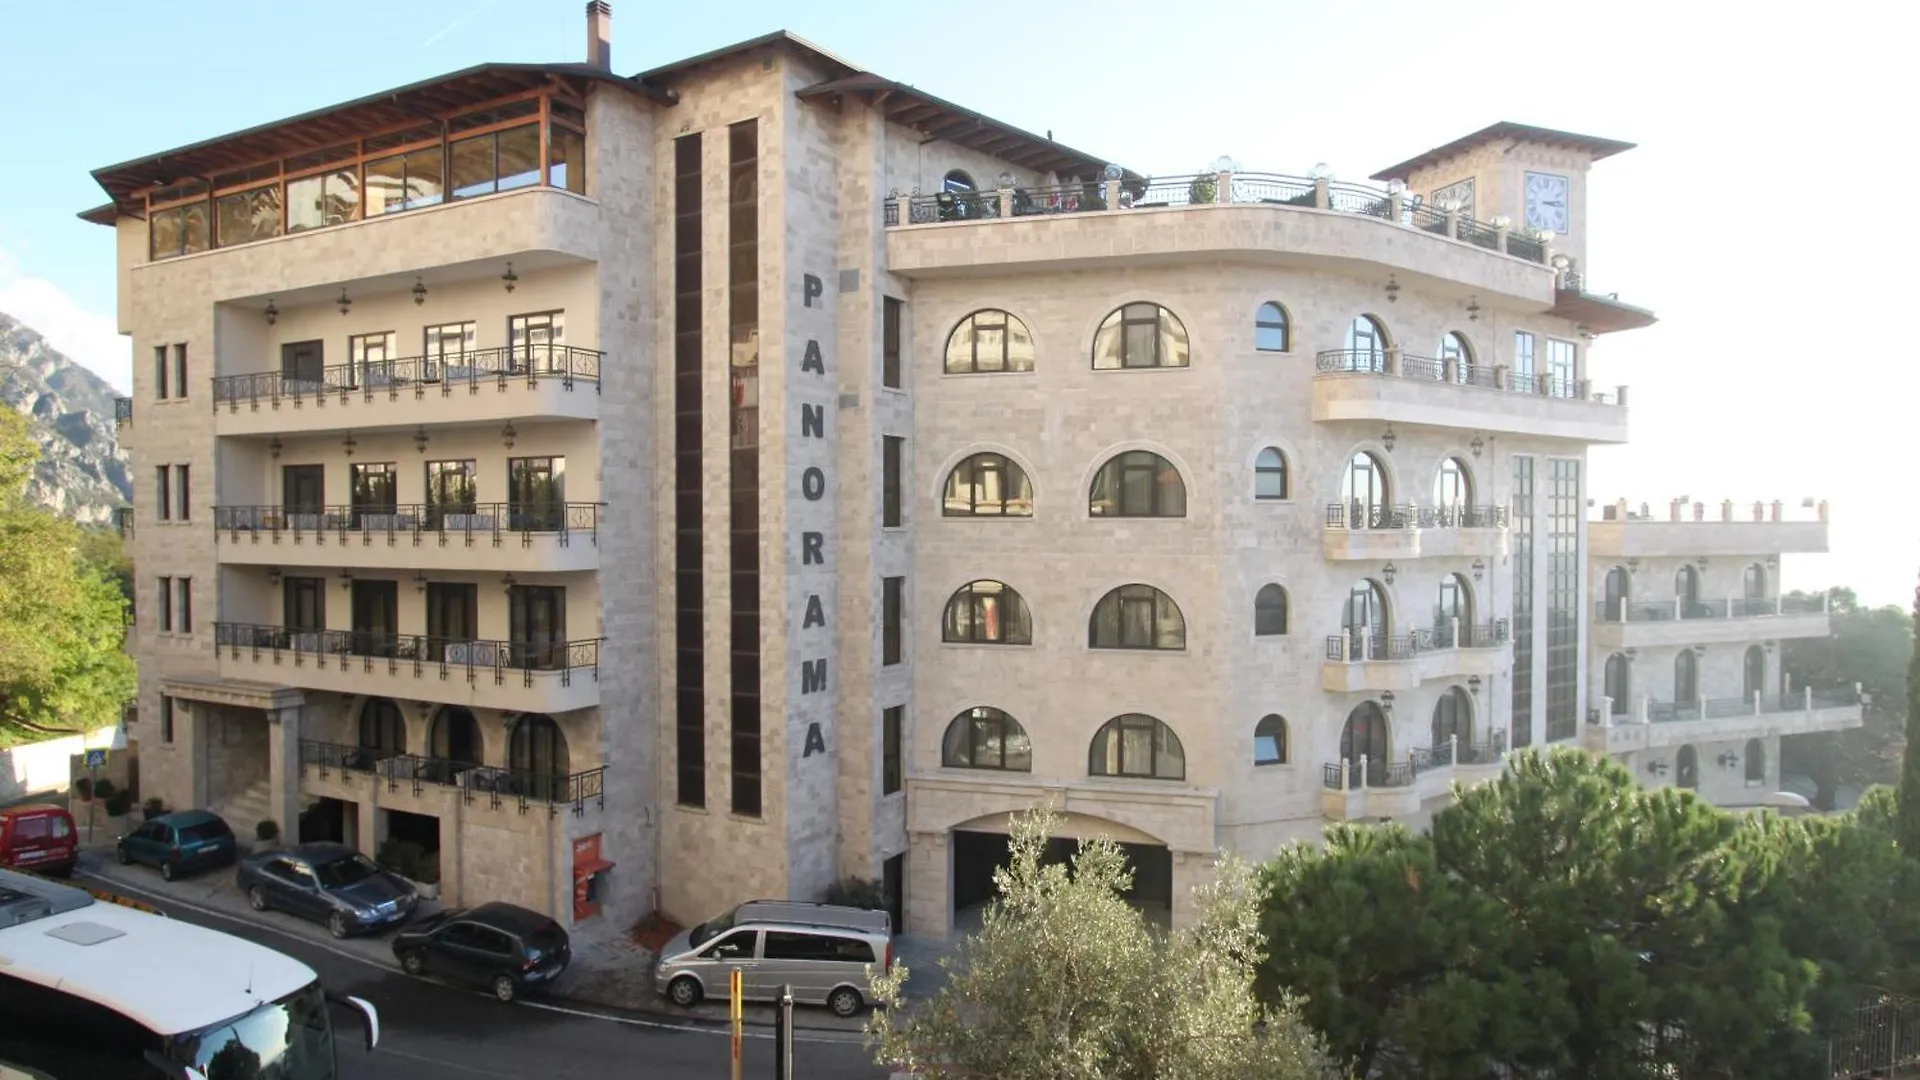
<box><xmin>882</xmin><ymin>170</ymin><xmax>1552</xmax><ymax>264</ymax></box>
<box><xmin>214</xmin><ymin>502</ymin><xmax>604</xmax><ymax>546</ymax></box>
<box><xmin>1594</xmin><ymin>593</ymin><xmax>1828</xmax><ymax>622</ymax></box>
<box><xmin>1636</xmin><ymin>685</ymin><xmax>1864</xmax><ymax>724</ymax></box>
<box><xmin>114</xmin><ymin>397</ymin><xmax>133</xmax><ymax>424</ymax></box>
<box><xmin>1321</xmin><ymin>730</ymin><xmax>1509</xmax><ymax>790</ymax></box>
<box><xmin>213</xmin><ymin>621</ymin><xmax>601</xmax><ymax>688</ymax></box>
<box><xmin>1325</xmin><ymin>501</ymin><xmax>1508</xmax><ymax>530</ymax></box>
<box><xmin>1596</xmin><ymin>496</ymin><xmax>1832</xmax><ymax>524</ymax></box>
<box><xmin>1315</xmin><ymin>346</ymin><xmax>1615</xmax><ymax>404</ymax></box>
<box><xmin>297</xmin><ymin>739</ymin><xmax>605</xmax><ymax>817</ymax></box>
<box><xmin>210</xmin><ymin>345</ymin><xmax>603</xmax><ymax>409</ymax></box>
<box><xmin>1324</xmin><ymin>620</ymin><xmax>1510</xmax><ymax>662</ymax></box>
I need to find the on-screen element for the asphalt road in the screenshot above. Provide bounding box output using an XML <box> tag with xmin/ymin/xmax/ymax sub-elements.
<box><xmin>81</xmin><ymin>875</ymin><xmax>893</xmax><ymax>1080</ymax></box>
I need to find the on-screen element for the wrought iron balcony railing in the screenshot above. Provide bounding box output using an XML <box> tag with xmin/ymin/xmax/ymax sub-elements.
<box><xmin>210</xmin><ymin>345</ymin><xmax>603</xmax><ymax>410</ymax></box>
<box><xmin>1326</xmin><ymin>502</ymin><xmax>1508</xmax><ymax>530</ymax></box>
<box><xmin>1322</xmin><ymin>730</ymin><xmax>1509</xmax><ymax>791</ymax></box>
<box><xmin>1594</xmin><ymin>593</ymin><xmax>1828</xmax><ymax>622</ymax></box>
<box><xmin>1644</xmin><ymin>685</ymin><xmax>1863</xmax><ymax>724</ymax></box>
<box><xmin>114</xmin><ymin>397</ymin><xmax>134</xmax><ymax>424</ymax></box>
<box><xmin>214</xmin><ymin>502</ymin><xmax>603</xmax><ymax>546</ymax></box>
<box><xmin>214</xmin><ymin>622</ymin><xmax>601</xmax><ymax>688</ymax></box>
<box><xmin>1314</xmin><ymin>348</ymin><xmax>1611</xmax><ymax>403</ymax></box>
<box><xmin>1325</xmin><ymin>621</ymin><xmax>1510</xmax><ymax>661</ymax></box>
<box><xmin>297</xmin><ymin>739</ymin><xmax>605</xmax><ymax>817</ymax></box>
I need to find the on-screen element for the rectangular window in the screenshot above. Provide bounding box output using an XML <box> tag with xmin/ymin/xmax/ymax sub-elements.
<box><xmin>423</xmin><ymin>322</ymin><xmax>477</xmax><ymax>379</ymax></box>
<box><xmin>155</xmin><ymin>466</ymin><xmax>171</xmax><ymax>522</ymax></box>
<box><xmin>728</xmin><ymin>118</ymin><xmax>762</xmax><ymax>819</ymax></box>
<box><xmin>509</xmin><ymin>311</ymin><xmax>566</xmax><ymax>372</ymax></box>
<box><xmin>176</xmin><ymin>578</ymin><xmax>192</xmax><ymax>635</ymax></box>
<box><xmin>171</xmin><ymin>344</ymin><xmax>188</xmax><ymax>400</ymax></box>
<box><xmin>673</xmin><ymin>132</ymin><xmax>706</xmax><ymax>809</ymax></box>
<box><xmin>549</xmin><ymin>123</ymin><xmax>586</xmax><ymax>194</ymax></box>
<box><xmin>510</xmin><ymin>585</ymin><xmax>568</xmax><ymax>669</ymax></box>
<box><xmin>174</xmin><ymin>464</ymin><xmax>191</xmax><ymax>522</ymax></box>
<box><xmin>1544</xmin><ymin>459</ymin><xmax>1581</xmax><ymax>742</ymax></box>
<box><xmin>157</xmin><ymin>576</ymin><xmax>173</xmax><ymax>632</ymax></box>
<box><xmin>882</xmin><ymin>706</ymin><xmax>903</xmax><ymax>795</ymax></box>
<box><xmin>882</xmin><ymin>436</ymin><xmax>904</xmax><ymax>528</ymax></box>
<box><xmin>214</xmin><ymin>185</ymin><xmax>283</xmax><ymax>247</ymax></box>
<box><xmin>365</xmin><ymin>145</ymin><xmax>445</xmax><ymax>215</ymax></box>
<box><xmin>508</xmin><ymin>456</ymin><xmax>567</xmax><ymax>530</ymax></box>
<box><xmin>349</xmin><ymin>331</ymin><xmax>398</xmax><ymax>385</ymax></box>
<box><xmin>424</xmin><ymin>460</ymin><xmax>479</xmax><ymax>528</ymax></box>
<box><xmin>153</xmin><ymin>345</ymin><xmax>169</xmax><ymax>400</ymax></box>
<box><xmin>882</xmin><ymin>297</ymin><xmax>903</xmax><ymax>389</ymax></box>
<box><xmin>1510</xmin><ymin>456</ymin><xmax>1535</xmax><ymax>747</ymax></box>
<box><xmin>1513</xmin><ymin>331</ymin><xmax>1536</xmax><ymax>388</ymax></box>
<box><xmin>349</xmin><ymin>462</ymin><xmax>398</xmax><ymax>525</ymax></box>
<box><xmin>883</xmin><ymin>576</ymin><xmax>904</xmax><ymax>667</ymax></box>
<box><xmin>450</xmin><ymin>124</ymin><xmax>541</xmax><ymax>200</ymax></box>
<box><xmin>286</xmin><ymin>168</ymin><xmax>362</xmax><ymax>232</ymax></box>
<box><xmin>1546</xmin><ymin>338</ymin><xmax>1577</xmax><ymax>399</ymax></box>
<box><xmin>149</xmin><ymin>201</ymin><xmax>210</xmax><ymax>260</ymax></box>
<box><xmin>159</xmin><ymin>696</ymin><xmax>175</xmax><ymax>744</ymax></box>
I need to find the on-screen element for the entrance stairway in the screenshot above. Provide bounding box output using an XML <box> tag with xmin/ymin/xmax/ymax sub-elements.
<box><xmin>212</xmin><ymin>780</ymin><xmax>315</xmax><ymax>844</ymax></box>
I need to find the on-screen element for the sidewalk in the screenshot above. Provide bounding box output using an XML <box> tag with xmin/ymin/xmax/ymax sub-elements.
<box><xmin>71</xmin><ymin>842</ymin><xmax>958</xmax><ymax>1033</ymax></box>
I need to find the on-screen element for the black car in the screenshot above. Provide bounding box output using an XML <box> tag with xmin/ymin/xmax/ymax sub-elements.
<box><xmin>234</xmin><ymin>842</ymin><xmax>420</xmax><ymax>938</ymax></box>
<box><xmin>392</xmin><ymin>902</ymin><xmax>571</xmax><ymax>1002</ymax></box>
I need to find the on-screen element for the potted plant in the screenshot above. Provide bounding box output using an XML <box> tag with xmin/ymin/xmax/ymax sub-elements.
<box><xmin>255</xmin><ymin>820</ymin><xmax>281</xmax><ymax>852</ymax></box>
<box><xmin>142</xmin><ymin>797</ymin><xmax>167</xmax><ymax>821</ymax></box>
<box><xmin>1188</xmin><ymin>172</ymin><xmax>1218</xmax><ymax>205</ymax></box>
<box><xmin>378</xmin><ymin>838</ymin><xmax>438</xmax><ymax>900</ymax></box>
<box><xmin>413</xmin><ymin>851</ymin><xmax>441</xmax><ymax>901</ymax></box>
<box><xmin>103</xmin><ymin>790</ymin><xmax>133</xmax><ymax>820</ymax></box>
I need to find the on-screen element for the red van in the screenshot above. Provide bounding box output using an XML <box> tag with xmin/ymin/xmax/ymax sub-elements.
<box><xmin>0</xmin><ymin>803</ymin><xmax>79</xmax><ymax>878</ymax></box>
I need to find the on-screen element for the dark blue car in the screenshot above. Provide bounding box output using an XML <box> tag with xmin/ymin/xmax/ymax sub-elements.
<box><xmin>115</xmin><ymin>810</ymin><xmax>237</xmax><ymax>881</ymax></box>
<box><xmin>235</xmin><ymin>841</ymin><xmax>420</xmax><ymax>938</ymax></box>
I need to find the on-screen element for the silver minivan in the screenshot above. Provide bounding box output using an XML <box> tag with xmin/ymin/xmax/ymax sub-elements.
<box><xmin>652</xmin><ymin>900</ymin><xmax>893</xmax><ymax>1018</ymax></box>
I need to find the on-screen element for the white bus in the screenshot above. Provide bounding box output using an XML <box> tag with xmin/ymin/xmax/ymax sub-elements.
<box><xmin>0</xmin><ymin>868</ymin><xmax>379</xmax><ymax>1079</ymax></box>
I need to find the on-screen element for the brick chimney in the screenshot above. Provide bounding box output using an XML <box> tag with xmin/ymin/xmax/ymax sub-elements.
<box><xmin>586</xmin><ymin>1</ymin><xmax>612</xmax><ymax>69</ymax></box>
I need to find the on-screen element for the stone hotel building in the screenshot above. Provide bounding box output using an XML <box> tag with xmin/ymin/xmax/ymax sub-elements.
<box><xmin>90</xmin><ymin>3</ymin><xmax>1860</xmax><ymax>944</ymax></box>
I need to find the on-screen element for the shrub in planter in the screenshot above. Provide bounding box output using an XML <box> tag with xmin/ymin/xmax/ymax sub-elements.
<box><xmin>103</xmin><ymin>791</ymin><xmax>133</xmax><ymax>817</ymax></box>
<box><xmin>256</xmin><ymin>820</ymin><xmax>280</xmax><ymax>844</ymax></box>
<box><xmin>143</xmin><ymin>797</ymin><xmax>167</xmax><ymax>820</ymax></box>
<box><xmin>74</xmin><ymin>777</ymin><xmax>93</xmax><ymax>801</ymax></box>
<box><xmin>1188</xmin><ymin>173</ymin><xmax>1218</xmax><ymax>205</ymax></box>
<box><xmin>414</xmin><ymin>850</ymin><xmax>441</xmax><ymax>886</ymax></box>
<box><xmin>92</xmin><ymin>779</ymin><xmax>117</xmax><ymax>800</ymax></box>
<box><xmin>377</xmin><ymin>838</ymin><xmax>426</xmax><ymax>881</ymax></box>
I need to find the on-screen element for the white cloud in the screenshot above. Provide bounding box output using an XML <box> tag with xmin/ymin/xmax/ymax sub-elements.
<box><xmin>0</xmin><ymin>246</ymin><xmax>131</xmax><ymax>394</ymax></box>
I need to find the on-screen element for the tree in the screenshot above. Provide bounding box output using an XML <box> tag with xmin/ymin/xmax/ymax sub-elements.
<box><xmin>1779</xmin><ymin>587</ymin><xmax>1910</xmax><ymax>809</ymax></box>
<box><xmin>75</xmin><ymin>526</ymin><xmax>133</xmax><ymax>606</ymax></box>
<box><xmin>0</xmin><ymin>407</ymin><xmax>135</xmax><ymax>744</ymax></box>
<box><xmin>1900</xmin><ymin>579</ymin><xmax>1920</xmax><ymax>860</ymax></box>
<box><xmin>866</xmin><ymin>805</ymin><xmax>1328</xmax><ymax>1080</ymax></box>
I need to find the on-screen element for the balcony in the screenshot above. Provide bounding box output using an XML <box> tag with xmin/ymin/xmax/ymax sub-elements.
<box><xmin>210</xmin><ymin>346</ymin><xmax>602</xmax><ymax>438</ymax></box>
<box><xmin>1592</xmin><ymin>593</ymin><xmax>1831</xmax><ymax>650</ymax></box>
<box><xmin>883</xmin><ymin>173</ymin><xmax>1556</xmax><ymax>303</ymax></box>
<box><xmin>1590</xmin><ymin>499</ymin><xmax>1831</xmax><ymax>558</ymax></box>
<box><xmin>296</xmin><ymin>739</ymin><xmax>605</xmax><ymax>818</ymax></box>
<box><xmin>114</xmin><ymin>397</ymin><xmax>133</xmax><ymax>426</ymax></box>
<box><xmin>1585</xmin><ymin>686</ymin><xmax>1864</xmax><ymax>753</ymax></box>
<box><xmin>213</xmin><ymin>503</ymin><xmax>603</xmax><ymax>574</ymax></box>
<box><xmin>1322</xmin><ymin>502</ymin><xmax>1508</xmax><ymax>561</ymax></box>
<box><xmin>1321</xmin><ymin>622</ymin><xmax>1510</xmax><ymax>691</ymax></box>
<box><xmin>1320</xmin><ymin>729</ymin><xmax>1508</xmax><ymax>820</ymax></box>
<box><xmin>114</xmin><ymin>507</ymin><xmax>134</xmax><ymax>540</ymax></box>
<box><xmin>1313</xmin><ymin>349</ymin><xmax>1629</xmax><ymax>444</ymax></box>
<box><xmin>213</xmin><ymin>622</ymin><xmax>601</xmax><ymax>714</ymax></box>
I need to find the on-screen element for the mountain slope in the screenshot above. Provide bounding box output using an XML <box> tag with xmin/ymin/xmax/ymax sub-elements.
<box><xmin>0</xmin><ymin>311</ymin><xmax>131</xmax><ymax>523</ymax></box>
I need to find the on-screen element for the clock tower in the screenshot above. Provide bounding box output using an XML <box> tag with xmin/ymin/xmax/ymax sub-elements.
<box><xmin>1370</xmin><ymin>122</ymin><xmax>1635</xmax><ymax>274</ymax></box>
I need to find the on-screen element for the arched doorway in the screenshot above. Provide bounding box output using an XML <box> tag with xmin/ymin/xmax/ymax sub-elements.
<box><xmin>1434</xmin><ymin>457</ymin><xmax>1472</xmax><ymax>516</ymax></box>
<box><xmin>1743</xmin><ymin>563</ymin><xmax>1767</xmax><ymax>600</ymax></box>
<box><xmin>1744</xmin><ymin>738</ymin><xmax>1766</xmax><ymax>784</ymax></box>
<box><xmin>1342</xmin><ymin>580</ymin><xmax>1388</xmax><ymax>658</ymax></box>
<box><xmin>509</xmin><ymin>714</ymin><xmax>569</xmax><ymax>801</ymax></box>
<box><xmin>1675</xmin><ymin>745</ymin><xmax>1699</xmax><ymax>789</ymax></box>
<box><xmin>358</xmin><ymin>697</ymin><xmax>406</xmax><ymax>765</ymax></box>
<box><xmin>1341</xmin><ymin>701</ymin><xmax>1391</xmax><ymax>784</ymax></box>
<box><xmin>1743</xmin><ymin>645</ymin><xmax>1768</xmax><ymax>700</ymax></box>
<box><xmin>1676</xmin><ymin>565</ymin><xmax>1701</xmax><ymax>618</ymax></box>
<box><xmin>428</xmin><ymin>706</ymin><xmax>482</xmax><ymax>783</ymax></box>
<box><xmin>1435</xmin><ymin>574</ymin><xmax>1471</xmax><ymax>644</ymax></box>
<box><xmin>1344</xmin><ymin>314</ymin><xmax>1390</xmax><ymax>371</ymax></box>
<box><xmin>1603</xmin><ymin>566</ymin><xmax>1630</xmax><ymax>621</ymax></box>
<box><xmin>1605</xmin><ymin>653</ymin><xmax>1631</xmax><ymax>715</ymax></box>
<box><xmin>948</xmin><ymin>810</ymin><xmax>1172</xmax><ymax>932</ymax></box>
<box><xmin>1431</xmin><ymin>688</ymin><xmax>1473</xmax><ymax>754</ymax></box>
<box><xmin>1341</xmin><ymin>451</ymin><xmax>1391</xmax><ymax>528</ymax></box>
<box><xmin>1674</xmin><ymin>651</ymin><xmax>1700</xmax><ymax>709</ymax></box>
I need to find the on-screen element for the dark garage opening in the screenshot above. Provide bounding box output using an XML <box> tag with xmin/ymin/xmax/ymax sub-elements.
<box><xmin>952</xmin><ymin>829</ymin><xmax>1172</xmax><ymax>926</ymax></box>
<box><xmin>379</xmin><ymin>810</ymin><xmax>441</xmax><ymax>885</ymax></box>
<box><xmin>298</xmin><ymin>797</ymin><xmax>349</xmax><ymax>844</ymax></box>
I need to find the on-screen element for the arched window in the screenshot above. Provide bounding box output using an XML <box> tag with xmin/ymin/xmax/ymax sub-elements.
<box><xmin>1343</xmin><ymin>314</ymin><xmax>1390</xmax><ymax>372</ymax></box>
<box><xmin>1674</xmin><ymin>650</ymin><xmax>1699</xmax><ymax>704</ymax></box>
<box><xmin>1602</xmin><ymin>566</ymin><xmax>1630</xmax><ymax>621</ymax></box>
<box><xmin>942</xmin><ymin>580</ymin><xmax>1033</xmax><ymax>645</ymax></box>
<box><xmin>1432</xmin><ymin>687</ymin><xmax>1473</xmax><ymax>748</ymax></box>
<box><xmin>1342</xmin><ymin>580</ymin><xmax>1388</xmax><ymax>654</ymax></box>
<box><xmin>1340</xmin><ymin>701</ymin><xmax>1390</xmax><ymax>771</ymax></box>
<box><xmin>1434</xmin><ymin>457</ymin><xmax>1472</xmax><ymax>512</ymax></box>
<box><xmin>1254</xmin><ymin>715</ymin><xmax>1289</xmax><ymax>765</ymax></box>
<box><xmin>1254</xmin><ymin>584</ymin><xmax>1289</xmax><ymax>637</ymax></box>
<box><xmin>945</xmin><ymin>309</ymin><xmax>1035</xmax><ymax>374</ymax></box>
<box><xmin>1605</xmin><ymin>653</ymin><xmax>1631</xmax><ymax>715</ymax></box>
<box><xmin>1090</xmin><ymin>451</ymin><xmax>1186</xmax><ymax>517</ymax></box>
<box><xmin>429</xmin><ymin>706</ymin><xmax>481</xmax><ymax>765</ymax></box>
<box><xmin>941</xmin><ymin>707</ymin><xmax>1031</xmax><ymax>771</ymax></box>
<box><xmin>1090</xmin><ymin>584</ymin><xmax>1186</xmax><ymax>650</ymax></box>
<box><xmin>1675</xmin><ymin>744</ymin><xmax>1699</xmax><ymax>789</ymax></box>
<box><xmin>509</xmin><ymin>714</ymin><xmax>569</xmax><ymax>801</ymax></box>
<box><xmin>1340</xmin><ymin>451</ymin><xmax>1391</xmax><ymax>527</ymax></box>
<box><xmin>359</xmin><ymin>698</ymin><xmax>406</xmax><ymax>759</ymax></box>
<box><xmin>1675</xmin><ymin>565</ymin><xmax>1701</xmax><ymax>618</ymax></box>
<box><xmin>1435</xmin><ymin>574</ymin><xmax>1471</xmax><ymax>636</ymax></box>
<box><xmin>1254</xmin><ymin>302</ymin><xmax>1291</xmax><ymax>352</ymax></box>
<box><xmin>1743</xmin><ymin>645</ymin><xmax>1767</xmax><ymax>700</ymax></box>
<box><xmin>1438</xmin><ymin>331</ymin><xmax>1474</xmax><ymax>383</ymax></box>
<box><xmin>1089</xmin><ymin>714</ymin><xmax>1185</xmax><ymax>780</ymax></box>
<box><xmin>1092</xmin><ymin>303</ymin><xmax>1190</xmax><ymax>370</ymax></box>
<box><xmin>1255</xmin><ymin>447</ymin><xmax>1289</xmax><ymax>501</ymax></box>
<box><xmin>1745</xmin><ymin>738</ymin><xmax>1766</xmax><ymax>784</ymax></box>
<box><xmin>944</xmin><ymin>452</ymin><xmax>1034</xmax><ymax>516</ymax></box>
<box><xmin>942</xmin><ymin>169</ymin><xmax>975</xmax><ymax>193</ymax></box>
<box><xmin>1743</xmin><ymin>563</ymin><xmax>1767</xmax><ymax>602</ymax></box>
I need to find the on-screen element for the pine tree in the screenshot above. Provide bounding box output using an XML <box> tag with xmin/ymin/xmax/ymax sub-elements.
<box><xmin>1898</xmin><ymin>577</ymin><xmax>1920</xmax><ymax>859</ymax></box>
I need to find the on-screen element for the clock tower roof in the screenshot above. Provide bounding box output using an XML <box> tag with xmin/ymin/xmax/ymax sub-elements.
<box><xmin>1369</xmin><ymin>121</ymin><xmax>1636</xmax><ymax>183</ymax></box>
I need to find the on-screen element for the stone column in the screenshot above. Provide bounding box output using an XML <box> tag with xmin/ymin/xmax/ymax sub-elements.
<box><xmin>266</xmin><ymin>700</ymin><xmax>303</xmax><ymax>842</ymax></box>
<box><xmin>906</xmin><ymin>830</ymin><xmax>952</xmax><ymax>937</ymax></box>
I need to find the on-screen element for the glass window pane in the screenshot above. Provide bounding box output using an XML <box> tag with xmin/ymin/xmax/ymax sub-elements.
<box><xmin>497</xmin><ymin>125</ymin><xmax>541</xmax><ymax>191</ymax></box>
<box><xmin>151</xmin><ymin>207</ymin><xmax>182</xmax><ymax>258</ymax></box>
<box><xmin>1003</xmin><ymin>725</ymin><xmax>1032</xmax><ymax>771</ymax></box>
<box><xmin>1154</xmin><ymin>722</ymin><xmax>1184</xmax><ymax>779</ymax></box>
<box><xmin>451</xmin><ymin>134</ymin><xmax>497</xmax><ymax>199</ymax></box>
<box><xmin>1092</xmin><ymin>318</ymin><xmax>1123</xmax><ymax>369</ymax></box>
<box><xmin>1120</xmin><ymin>463</ymin><xmax>1151</xmax><ymax>512</ymax></box>
<box><xmin>1121</xmin><ymin>721</ymin><xmax>1153</xmax><ymax>776</ymax></box>
<box><xmin>1123</xmin><ymin>321</ymin><xmax>1156</xmax><ymax>367</ymax></box>
<box><xmin>549</xmin><ymin>126</ymin><xmax>586</xmax><ymax>193</ymax></box>
<box><xmin>215</xmin><ymin>186</ymin><xmax>282</xmax><ymax>247</ymax></box>
<box><xmin>182</xmin><ymin>202</ymin><xmax>210</xmax><ymax>254</ymax></box>
<box><xmin>1006</xmin><ymin>318</ymin><xmax>1035</xmax><ymax>372</ymax></box>
<box><xmin>974</xmin><ymin>322</ymin><xmax>1006</xmax><ymax>372</ymax></box>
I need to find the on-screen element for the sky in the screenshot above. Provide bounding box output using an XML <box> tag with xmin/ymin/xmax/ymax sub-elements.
<box><xmin>1</xmin><ymin>0</ymin><xmax>1914</xmax><ymax>605</ymax></box>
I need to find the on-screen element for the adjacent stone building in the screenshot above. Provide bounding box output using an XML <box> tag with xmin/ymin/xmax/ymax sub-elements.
<box><xmin>88</xmin><ymin>4</ymin><xmax>1857</xmax><ymax>945</ymax></box>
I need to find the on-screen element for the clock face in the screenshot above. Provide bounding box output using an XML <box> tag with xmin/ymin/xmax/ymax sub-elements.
<box><xmin>1430</xmin><ymin>178</ymin><xmax>1475</xmax><ymax>219</ymax></box>
<box><xmin>1524</xmin><ymin>171</ymin><xmax>1570</xmax><ymax>233</ymax></box>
